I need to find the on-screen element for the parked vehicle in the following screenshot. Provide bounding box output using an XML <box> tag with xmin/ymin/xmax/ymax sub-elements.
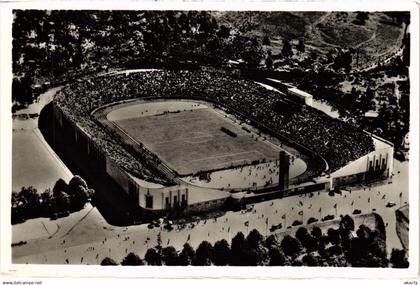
<box><xmin>269</xmin><ymin>223</ymin><xmax>282</xmax><ymax>232</ymax></box>
<box><xmin>307</xmin><ymin>217</ymin><xmax>319</xmax><ymax>224</ymax></box>
<box><xmin>292</xmin><ymin>220</ymin><xmax>303</xmax><ymax>226</ymax></box>
<box><xmin>321</xmin><ymin>215</ymin><xmax>334</xmax><ymax>222</ymax></box>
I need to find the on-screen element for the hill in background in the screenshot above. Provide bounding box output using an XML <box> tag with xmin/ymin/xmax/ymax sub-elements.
<box><xmin>214</xmin><ymin>11</ymin><xmax>407</xmax><ymax>67</ymax></box>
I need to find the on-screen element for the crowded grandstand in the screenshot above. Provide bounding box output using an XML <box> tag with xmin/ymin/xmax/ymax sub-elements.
<box><xmin>54</xmin><ymin>69</ymin><xmax>375</xmax><ymax>185</ymax></box>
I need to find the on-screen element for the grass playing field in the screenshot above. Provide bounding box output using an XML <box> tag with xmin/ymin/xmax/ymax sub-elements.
<box><xmin>109</xmin><ymin>102</ymin><xmax>281</xmax><ymax>176</ymax></box>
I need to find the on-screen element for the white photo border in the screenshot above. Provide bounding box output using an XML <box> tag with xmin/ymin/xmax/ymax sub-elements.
<box><xmin>0</xmin><ymin>0</ymin><xmax>418</xmax><ymax>279</ymax></box>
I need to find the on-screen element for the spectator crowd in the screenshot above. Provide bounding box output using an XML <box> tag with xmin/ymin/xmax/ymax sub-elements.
<box><xmin>55</xmin><ymin>69</ymin><xmax>375</xmax><ymax>184</ymax></box>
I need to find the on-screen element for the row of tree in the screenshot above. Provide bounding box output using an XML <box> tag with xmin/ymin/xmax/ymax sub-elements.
<box><xmin>12</xmin><ymin>10</ymin><xmax>323</xmax><ymax>105</ymax></box>
<box><xmin>100</xmin><ymin>215</ymin><xmax>408</xmax><ymax>267</ymax></box>
<box><xmin>12</xmin><ymin>175</ymin><xmax>94</xmax><ymax>224</ymax></box>
<box><xmin>265</xmin><ymin>38</ymin><xmax>305</xmax><ymax>69</ymax></box>
<box><xmin>12</xmin><ymin>10</ymin><xmax>269</xmax><ymax>105</ymax></box>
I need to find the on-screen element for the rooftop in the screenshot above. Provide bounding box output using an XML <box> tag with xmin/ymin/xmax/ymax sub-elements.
<box><xmin>364</xmin><ymin>111</ymin><xmax>379</xmax><ymax>118</ymax></box>
<box><xmin>288</xmin><ymin>87</ymin><xmax>313</xmax><ymax>99</ymax></box>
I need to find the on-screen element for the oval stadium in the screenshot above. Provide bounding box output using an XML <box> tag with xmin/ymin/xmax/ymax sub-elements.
<box><xmin>52</xmin><ymin>68</ymin><xmax>394</xmax><ymax>220</ymax></box>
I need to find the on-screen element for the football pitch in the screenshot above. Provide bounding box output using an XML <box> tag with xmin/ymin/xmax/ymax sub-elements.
<box><xmin>109</xmin><ymin>102</ymin><xmax>281</xmax><ymax>176</ymax></box>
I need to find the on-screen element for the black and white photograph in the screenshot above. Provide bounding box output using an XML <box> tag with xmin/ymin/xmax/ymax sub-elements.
<box><xmin>0</xmin><ymin>0</ymin><xmax>418</xmax><ymax>281</ymax></box>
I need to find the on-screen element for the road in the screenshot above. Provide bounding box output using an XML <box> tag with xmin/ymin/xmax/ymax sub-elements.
<box><xmin>12</xmin><ymin>159</ymin><xmax>408</xmax><ymax>264</ymax></box>
<box><xmin>12</xmin><ymin>86</ymin><xmax>73</xmax><ymax>193</ymax></box>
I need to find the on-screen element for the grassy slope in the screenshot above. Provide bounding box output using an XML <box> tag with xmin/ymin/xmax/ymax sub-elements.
<box><xmin>214</xmin><ymin>11</ymin><xmax>323</xmax><ymax>38</ymax></box>
<box><xmin>214</xmin><ymin>11</ymin><xmax>404</xmax><ymax>66</ymax></box>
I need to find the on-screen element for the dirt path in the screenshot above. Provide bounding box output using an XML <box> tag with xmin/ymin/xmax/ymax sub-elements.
<box><xmin>306</xmin><ymin>12</ymin><xmax>342</xmax><ymax>49</ymax></box>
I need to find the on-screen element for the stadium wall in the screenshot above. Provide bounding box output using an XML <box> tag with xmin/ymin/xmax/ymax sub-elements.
<box><xmin>395</xmin><ymin>205</ymin><xmax>409</xmax><ymax>250</ymax></box>
<box><xmin>250</xmin><ymin>76</ymin><xmax>394</xmax><ymax>189</ymax></box>
<box><xmin>92</xmin><ymin>96</ymin><xmax>328</xmax><ymax>181</ymax></box>
<box><xmin>239</xmin><ymin>181</ymin><xmax>330</xmax><ymax>205</ymax></box>
<box><xmin>186</xmin><ymin>198</ymin><xmax>227</xmax><ymax>215</ymax></box>
<box><xmin>52</xmin><ymin>69</ymin><xmax>394</xmax><ymax>220</ymax></box>
<box><xmin>53</xmin><ymin>99</ymin><xmax>331</xmax><ymax>219</ymax></box>
<box><xmin>54</xmin><ymin>103</ymin><xmax>178</xmax><ymax>208</ymax></box>
<box><xmin>330</xmin><ymin>144</ymin><xmax>394</xmax><ymax>189</ymax></box>
<box><xmin>53</xmin><ymin>102</ymin><xmax>228</xmax><ymax>218</ymax></box>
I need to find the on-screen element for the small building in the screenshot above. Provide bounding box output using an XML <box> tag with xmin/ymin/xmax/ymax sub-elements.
<box><xmin>287</xmin><ymin>87</ymin><xmax>314</xmax><ymax>107</ymax></box>
<box><xmin>330</xmin><ymin>134</ymin><xmax>394</xmax><ymax>189</ymax></box>
<box><xmin>364</xmin><ymin>110</ymin><xmax>379</xmax><ymax>119</ymax></box>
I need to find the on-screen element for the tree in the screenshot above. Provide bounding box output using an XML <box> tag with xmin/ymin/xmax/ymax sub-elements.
<box><xmin>248</xmin><ymin>245</ymin><xmax>269</xmax><ymax>266</ymax></box>
<box><xmin>12</xmin><ymin>77</ymin><xmax>32</xmax><ymax>104</ymax></box>
<box><xmin>302</xmin><ymin>254</ymin><xmax>319</xmax><ymax>266</ymax></box>
<box><xmin>39</xmin><ymin>189</ymin><xmax>54</xmax><ymax>215</ymax></box>
<box><xmin>339</xmin><ymin>215</ymin><xmax>355</xmax><ymax>253</ymax></box>
<box><xmin>263</xmin><ymin>35</ymin><xmax>271</xmax><ymax>46</ymax></box>
<box><xmin>19</xmin><ymin>186</ymin><xmax>40</xmax><ymax>209</ymax></box>
<box><xmin>161</xmin><ymin>246</ymin><xmax>179</xmax><ymax>266</ymax></box>
<box><xmin>356</xmin><ymin>225</ymin><xmax>372</xmax><ymax>240</ymax></box>
<box><xmin>193</xmin><ymin>241</ymin><xmax>213</xmax><ymax>266</ymax></box>
<box><xmin>327</xmin><ymin>244</ymin><xmax>344</xmax><ymax>257</ymax></box>
<box><xmin>217</xmin><ymin>25</ymin><xmax>230</xmax><ymax>39</ymax></box>
<box><xmin>327</xmin><ymin>228</ymin><xmax>341</xmax><ymax>245</ymax></box>
<box><xmin>333</xmin><ymin>50</ymin><xmax>353</xmax><ymax>73</ymax></box>
<box><xmin>212</xmin><ymin>239</ymin><xmax>230</xmax><ymax>266</ymax></box>
<box><xmin>368</xmin><ymin>230</ymin><xmax>388</xmax><ymax>266</ymax></box>
<box><xmin>53</xmin><ymin>178</ymin><xmax>68</xmax><ymax>195</ymax></box>
<box><xmin>295</xmin><ymin>227</ymin><xmax>309</xmax><ymax>244</ymax></box>
<box><xmin>296</xmin><ymin>227</ymin><xmax>315</xmax><ymax>252</ymax></box>
<box><xmin>101</xmin><ymin>257</ymin><xmax>118</xmax><ymax>265</ymax></box>
<box><xmin>241</xmin><ymin>37</ymin><xmax>263</xmax><ymax>68</ymax></box>
<box><xmin>365</xmin><ymin>87</ymin><xmax>375</xmax><ymax>103</ymax></box>
<box><xmin>66</xmin><ymin>175</ymin><xmax>92</xmax><ymax>210</ymax></box>
<box><xmin>54</xmin><ymin>189</ymin><xmax>71</xmax><ymax>214</ymax></box>
<box><xmin>340</xmin><ymin>215</ymin><xmax>354</xmax><ymax>232</ymax></box>
<box><xmin>179</xmin><ymin>243</ymin><xmax>195</xmax><ymax>266</ymax></box>
<box><xmin>265</xmin><ymin>50</ymin><xmax>273</xmax><ymax>69</ymax></box>
<box><xmin>291</xmin><ymin>259</ymin><xmax>303</xmax><ymax>266</ymax></box>
<box><xmin>144</xmin><ymin>248</ymin><xmax>162</xmax><ymax>265</ymax></box>
<box><xmin>121</xmin><ymin>252</ymin><xmax>144</xmax><ymax>265</ymax></box>
<box><xmin>245</xmin><ymin>229</ymin><xmax>268</xmax><ymax>265</ymax></box>
<box><xmin>281</xmin><ymin>39</ymin><xmax>293</xmax><ymax>58</ymax></box>
<box><xmin>268</xmin><ymin>247</ymin><xmax>289</xmax><ymax>266</ymax></box>
<box><xmin>247</xmin><ymin>229</ymin><xmax>264</xmax><ymax>249</ymax></box>
<box><xmin>265</xmin><ymin>234</ymin><xmax>280</xmax><ymax>249</ymax></box>
<box><xmin>355</xmin><ymin>12</ymin><xmax>369</xmax><ymax>25</ymax></box>
<box><xmin>70</xmin><ymin>185</ymin><xmax>90</xmax><ymax>210</ymax></box>
<box><xmin>12</xmin><ymin>186</ymin><xmax>41</xmax><ymax>221</ymax></box>
<box><xmin>68</xmin><ymin>175</ymin><xmax>88</xmax><ymax>191</ymax></box>
<box><xmin>211</xmin><ymin>17</ymin><xmax>219</xmax><ymax>30</ymax></box>
<box><xmin>281</xmin><ymin>235</ymin><xmax>302</xmax><ymax>258</ymax></box>
<box><xmin>297</xmin><ymin>39</ymin><xmax>305</xmax><ymax>54</ymax></box>
<box><xmin>156</xmin><ymin>231</ymin><xmax>163</xmax><ymax>253</ymax></box>
<box><xmin>349</xmin><ymin>234</ymin><xmax>368</xmax><ymax>266</ymax></box>
<box><xmin>390</xmin><ymin>248</ymin><xmax>409</xmax><ymax>268</ymax></box>
<box><xmin>311</xmin><ymin>227</ymin><xmax>322</xmax><ymax>240</ymax></box>
<box><xmin>230</xmin><ymin>232</ymin><xmax>249</xmax><ymax>266</ymax></box>
<box><xmin>203</xmin><ymin>34</ymin><xmax>224</xmax><ymax>64</ymax></box>
<box><xmin>349</xmin><ymin>226</ymin><xmax>388</xmax><ymax>267</ymax></box>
